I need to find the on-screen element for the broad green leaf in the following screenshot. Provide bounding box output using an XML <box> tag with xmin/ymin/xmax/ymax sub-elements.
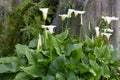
<box><xmin>15</xmin><ymin>44</ymin><xmax>28</xmax><ymax>57</ymax></box>
<box><xmin>56</xmin><ymin>72</ymin><xmax>65</xmax><ymax>80</ymax></box>
<box><xmin>89</xmin><ymin>60</ymin><xmax>99</xmax><ymax>70</ymax></box>
<box><xmin>94</xmin><ymin>67</ymin><xmax>102</xmax><ymax>80</ymax></box>
<box><xmin>55</xmin><ymin>29</ymin><xmax>69</xmax><ymax>41</ymax></box>
<box><xmin>25</xmin><ymin>49</ymin><xmax>37</xmax><ymax>64</ymax></box>
<box><xmin>94</xmin><ymin>46</ymin><xmax>113</xmax><ymax>64</ymax></box>
<box><xmin>89</xmin><ymin>68</ymin><xmax>96</xmax><ymax>76</ymax></box>
<box><xmin>79</xmin><ymin>62</ymin><xmax>89</xmax><ymax>74</ymax></box>
<box><xmin>14</xmin><ymin>72</ymin><xmax>31</xmax><ymax>80</ymax></box>
<box><xmin>52</xmin><ymin>36</ymin><xmax>62</xmax><ymax>56</ymax></box>
<box><xmin>0</xmin><ymin>73</ymin><xmax>16</xmax><ymax>80</ymax></box>
<box><xmin>102</xmin><ymin>63</ymin><xmax>110</xmax><ymax>78</ymax></box>
<box><xmin>66</xmin><ymin>72</ymin><xmax>76</xmax><ymax>80</ymax></box>
<box><xmin>47</xmin><ymin>56</ymin><xmax>66</xmax><ymax>76</ymax></box>
<box><xmin>65</xmin><ymin>43</ymin><xmax>83</xmax><ymax>56</ymax></box>
<box><xmin>108</xmin><ymin>45</ymin><xmax>119</xmax><ymax>63</ymax></box>
<box><xmin>45</xmin><ymin>75</ymin><xmax>55</xmax><ymax>80</ymax></box>
<box><xmin>0</xmin><ymin>57</ymin><xmax>25</xmax><ymax>73</ymax></box>
<box><xmin>0</xmin><ymin>64</ymin><xmax>16</xmax><ymax>73</ymax></box>
<box><xmin>70</xmin><ymin>47</ymin><xmax>83</xmax><ymax>64</ymax></box>
<box><xmin>21</xmin><ymin>65</ymin><xmax>45</xmax><ymax>77</ymax></box>
<box><xmin>28</xmin><ymin>38</ymin><xmax>37</xmax><ymax>48</ymax></box>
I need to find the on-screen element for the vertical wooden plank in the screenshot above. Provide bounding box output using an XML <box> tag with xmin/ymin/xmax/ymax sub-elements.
<box><xmin>0</xmin><ymin>0</ymin><xmax>4</xmax><ymax>6</ymax></box>
<box><xmin>115</xmin><ymin>0</ymin><xmax>120</xmax><ymax>53</ymax></box>
<box><xmin>101</xmin><ymin>0</ymin><xmax>110</xmax><ymax>15</ymax></box>
<box><xmin>93</xmin><ymin>0</ymin><xmax>101</xmax><ymax>19</ymax></box>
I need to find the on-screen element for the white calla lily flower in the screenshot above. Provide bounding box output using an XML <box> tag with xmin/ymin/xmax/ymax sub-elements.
<box><xmin>41</xmin><ymin>25</ymin><xmax>56</xmax><ymax>33</ymax></box>
<box><xmin>67</xmin><ymin>9</ymin><xmax>75</xmax><ymax>18</ymax></box>
<box><xmin>74</xmin><ymin>10</ymin><xmax>85</xmax><ymax>17</ymax></box>
<box><xmin>102</xmin><ymin>16</ymin><xmax>119</xmax><ymax>24</ymax></box>
<box><xmin>59</xmin><ymin>14</ymin><xmax>68</xmax><ymax>21</ymax></box>
<box><xmin>101</xmin><ymin>32</ymin><xmax>112</xmax><ymax>40</ymax></box>
<box><xmin>104</xmin><ymin>28</ymin><xmax>114</xmax><ymax>33</ymax></box>
<box><xmin>39</xmin><ymin>8</ymin><xmax>49</xmax><ymax>20</ymax></box>
<box><xmin>95</xmin><ymin>27</ymin><xmax>100</xmax><ymax>38</ymax></box>
<box><xmin>38</xmin><ymin>34</ymin><xmax>42</xmax><ymax>47</ymax></box>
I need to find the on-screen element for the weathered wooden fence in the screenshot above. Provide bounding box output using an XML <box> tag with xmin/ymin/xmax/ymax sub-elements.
<box><xmin>0</xmin><ymin>0</ymin><xmax>120</xmax><ymax>53</ymax></box>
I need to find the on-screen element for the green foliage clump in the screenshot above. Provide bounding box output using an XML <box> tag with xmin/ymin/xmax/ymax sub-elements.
<box><xmin>0</xmin><ymin>0</ymin><xmax>58</xmax><ymax>55</ymax></box>
<box><xmin>0</xmin><ymin>0</ymin><xmax>120</xmax><ymax>80</ymax></box>
<box><xmin>0</xmin><ymin>29</ymin><xmax>120</xmax><ymax>80</ymax></box>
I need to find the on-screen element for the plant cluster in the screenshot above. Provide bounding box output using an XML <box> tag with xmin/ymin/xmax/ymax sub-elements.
<box><xmin>0</xmin><ymin>4</ymin><xmax>120</xmax><ymax>80</ymax></box>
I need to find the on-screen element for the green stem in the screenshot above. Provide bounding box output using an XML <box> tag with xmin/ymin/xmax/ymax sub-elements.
<box><xmin>79</xmin><ymin>14</ymin><xmax>83</xmax><ymax>42</ymax></box>
<box><xmin>66</xmin><ymin>19</ymin><xmax>69</xmax><ymax>30</ymax></box>
<box><xmin>88</xmin><ymin>21</ymin><xmax>91</xmax><ymax>37</ymax></box>
<box><xmin>62</xmin><ymin>21</ymin><xmax>64</xmax><ymax>32</ymax></box>
<box><xmin>72</xmin><ymin>16</ymin><xmax>76</xmax><ymax>38</ymax></box>
<box><xmin>81</xmin><ymin>14</ymin><xmax>83</xmax><ymax>25</ymax></box>
<box><xmin>44</xmin><ymin>29</ymin><xmax>48</xmax><ymax>50</ymax></box>
<box><xmin>49</xmin><ymin>34</ymin><xmax>53</xmax><ymax>60</ymax></box>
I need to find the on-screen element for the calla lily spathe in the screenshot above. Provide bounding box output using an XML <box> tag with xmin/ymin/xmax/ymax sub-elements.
<box><xmin>102</xmin><ymin>16</ymin><xmax>119</xmax><ymax>24</ymax></box>
<box><xmin>41</xmin><ymin>25</ymin><xmax>56</xmax><ymax>33</ymax></box>
<box><xmin>39</xmin><ymin>8</ymin><xmax>49</xmax><ymax>20</ymax></box>
<box><xmin>59</xmin><ymin>14</ymin><xmax>68</xmax><ymax>21</ymax></box>
<box><xmin>38</xmin><ymin>34</ymin><xmax>42</xmax><ymax>47</ymax></box>
<box><xmin>74</xmin><ymin>10</ymin><xmax>85</xmax><ymax>17</ymax></box>
<box><xmin>67</xmin><ymin>9</ymin><xmax>75</xmax><ymax>18</ymax></box>
<box><xmin>95</xmin><ymin>27</ymin><xmax>100</xmax><ymax>38</ymax></box>
<box><xmin>36</xmin><ymin>34</ymin><xmax>42</xmax><ymax>53</ymax></box>
<box><xmin>101</xmin><ymin>32</ymin><xmax>112</xmax><ymax>40</ymax></box>
<box><xmin>104</xmin><ymin>28</ymin><xmax>114</xmax><ymax>33</ymax></box>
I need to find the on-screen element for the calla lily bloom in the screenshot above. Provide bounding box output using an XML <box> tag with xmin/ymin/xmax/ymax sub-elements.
<box><xmin>104</xmin><ymin>28</ymin><xmax>114</xmax><ymax>33</ymax></box>
<box><xmin>59</xmin><ymin>14</ymin><xmax>68</xmax><ymax>21</ymax></box>
<box><xmin>101</xmin><ymin>32</ymin><xmax>112</xmax><ymax>40</ymax></box>
<box><xmin>67</xmin><ymin>9</ymin><xmax>75</xmax><ymax>18</ymax></box>
<box><xmin>74</xmin><ymin>10</ymin><xmax>85</xmax><ymax>17</ymax></box>
<box><xmin>102</xmin><ymin>16</ymin><xmax>119</xmax><ymax>24</ymax></box>
<box><xmin>39</xmin><ymin>8</ymin><xmax>49</xmax><ymax>20</ymax></box>
<box><xmin>36</xmin><ymin>34</ymin><xmax>42</xmax><ymax>53</ymax></box>
<box><xmin>38</xmin><ymin>34</ymin><xmax>42</xmax><ymax>47</ymax></box>
<box><xmin>95</xmin><ymin>27</ymin><xmax>100</xmax><ymax>38</ymax></box>
<box><xmin>41</xmin><ymin>25</ymin><xmax>56</xmax><ymax>33</ymax></box>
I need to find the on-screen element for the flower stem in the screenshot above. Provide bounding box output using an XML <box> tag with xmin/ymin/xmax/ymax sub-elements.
<box><xmin>62</xmin><ymin>21</ymin><xmax>64</xmax><ymax>32</ymax></box>
<box><xmin>66</xmin><ymin>19</ymin><xmax>69</xmax><ymax>30</ymax></box>
<box><xmin>88</xmin><ymin>21</ymin><xmax>91</xmax><ymax>37</ymax></box>
<box><xmin>44</xmin><ymin>29</ymin><xmax>48</xmax><ymax>50</ymax></box>
<box><xmin>79</xmin><ymin>14</ymin><xmax>83</xmax><ymax>42</ymax></box>
<box><xmin>49</xmin><ymin>34</ymin><xmax>53</xmax><ymax>60</ymax></box>
<box><xmin>72</xmin><ymin>16</ymin><xmax>76</xmax><ymax>38</ymax></box>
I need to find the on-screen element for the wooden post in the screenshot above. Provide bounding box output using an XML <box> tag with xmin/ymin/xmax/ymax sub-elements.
<box><xmin>115</xmin><ymin>0</ymin><xmax>120</xmax><ymax>53</ymax></box>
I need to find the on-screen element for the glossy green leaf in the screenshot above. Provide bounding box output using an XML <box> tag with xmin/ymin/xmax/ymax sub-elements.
<box><xmin>56</xmin><ymin>72</ymin><xmax>65</xmax><ymax>80</ymax></box>
<box><xmin>55</xmin><ymin>29</ymin><xmax>69</xmax><ymax>42</ymax></box>
<box><xmin>14</xmin><ymin>72</ymin><xmax>31</xmax><ymax>80</ymax></box>
<box><xmin>66</xmin><ymin>72</ymin><xmax>76</xmax><ymax>80</ymax></box>
<box><xmin>25</xmin><ymin>49</ymin><xmax>37</xmax><ymax>65</ymax></box>
<box><xmin>28</xmin><ymin>38</ymin><xmax>37</xmax><ymax>48</ymax></box>
<box><xmin>0</xmin><ymin>57</ymin><xmax>25</xmax><ymax>73</ymax></box>
<box><xmin>15</xmin><ymin>44</ymin><xmax>28</xmax><ymax>57</ymax></box>
<box><xmin>47</xmin><ymin>56</ymin><xmax>66</xmax><ymax>76</ymax></box>
<box><xmin>52</xmin><ymin>36</ymin><xmax>62</xmax><ymax>56</ymax></box>
<box><xmin>45</xmin><ymin>75</ymin><xmax>55</xmax><ymax>80</ymax></box>
<box><xmin>65</xmin><ymin>43</ymin><xmax>83</xmax><ymax>56</ymax></box>
<box><xmin>102</xmin><ymin>63</ymin><xmax>110</xmax><ymax>78</ymax></box>
<box><xmin>21</xmin><ymin>65</ymin><xmax>44</xmax><ymax>77</ymax></box>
